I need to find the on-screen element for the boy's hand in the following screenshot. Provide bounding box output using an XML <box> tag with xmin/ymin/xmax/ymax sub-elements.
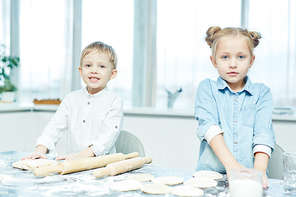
<box><xmin>21</xmin><ymin>152</ymin><xmax>47</xmax><ymax>160</ymax></box>
<box><xmin>56</xmin><ymin>153</ymin><xmax>82</xmax><ymax>161</ymax></box>
<box><xmin>56</xmin><ymin>146</ymin><xmax>95</xmax><ymax>161</ymax></box>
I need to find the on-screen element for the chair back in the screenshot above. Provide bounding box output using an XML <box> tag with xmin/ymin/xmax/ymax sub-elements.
<box><xmin>267</xmin><ymin>143</ymin><xmax>284</xmax><ymax>179</ymax></box>
<box><xmin>115</xmin><ymin>130</ymin><xmax>145</xmax><ymax>157</ymax></box>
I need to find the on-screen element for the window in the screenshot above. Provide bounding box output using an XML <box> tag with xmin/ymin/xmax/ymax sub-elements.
<box><xmin>2</xmin><ymin>0</ymin><xmax>296</xmax><ymax>109</ymax></box>
<box><xmin>248</xmin><ymin>0</ymin><xmax>296</xmax><ymax>107</ymax></box>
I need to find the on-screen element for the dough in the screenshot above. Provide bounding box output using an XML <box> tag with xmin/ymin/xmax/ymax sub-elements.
<box><xmin>193</xmin><ymin>170</ymin><xmax>223</xmax><ymax>180</ymax></box>
<box><xmin>171</xmin><ymin>185</ymin><xmax>204</xmax><ymax>197</ymax></box>
<box><xmin>140</xmin><ymin>183</ymin><xmax>172</xmax><ymax>194</ymax></box>
<box><xmin>151</xmin><ymin>176</ymin><xmax>184</xmax><ymax>185</ymax></box>
<box><xmin>12</xmin><ymin>159</ymin><xmax>58</xmax><ymax>170</ymax></box>
<box><xmin>109</xmin><ymin>180</ymin><xmax>142</xmax><ymax>192</ymax></box>
<box><xmin>184</xmin><ymin>177</ymin><xmax>217</xmax><ymax>188</ymax></box>
<box><xmin>126</xmin><ymin>173</ymin><xmax>155</xmax><ymax>182</ymax></box>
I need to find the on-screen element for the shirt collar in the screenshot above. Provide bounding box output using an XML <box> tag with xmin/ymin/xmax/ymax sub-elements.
<box><xmin>217</xmin><ymin>76</ymin><xmax>254</xmax><ymax>95</ymax></box>
<box><xmin>83</xmin><ymin>86</ymin><xmax>108</xmax><ymax>98</ymax></box>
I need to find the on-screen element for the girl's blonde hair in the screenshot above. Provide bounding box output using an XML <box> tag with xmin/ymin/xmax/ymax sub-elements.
<box><xmin>205</xmin><ymin>26</ymin><xmax>261</xmax><ymax>58</ymax></box>
<box><xmin>80</xmin><ymin>41</ymin><xmax>118</xmax><ymax>69</ymax></box>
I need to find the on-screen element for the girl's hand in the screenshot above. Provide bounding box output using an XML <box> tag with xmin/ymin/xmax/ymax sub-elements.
<box><xmin>261</xmin><ymin>171</ymin><xmax>269</xmax><ymax>189</ymax></box>
<box><xmin>225</xmin><ymin>162</ymin><xmax>246</xmax><ymax>181</ymax></box>
<box><xmin>21</xmin><ymin>152</ymin><xmax>47</xmax><ymax>160</ymax></box>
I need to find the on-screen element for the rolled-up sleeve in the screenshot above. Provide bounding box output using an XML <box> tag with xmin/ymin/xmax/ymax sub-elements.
<box><xmin>195</xmin><ymin>79</ymin><xmax>220</xmax><ymax>141</ymax></box>
<box><xmin>252</xmin><ymin>85</ymin><xmax>276</xmax><ymax>153</ymax></box>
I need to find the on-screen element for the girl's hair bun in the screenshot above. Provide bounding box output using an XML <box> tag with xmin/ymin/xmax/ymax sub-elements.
<box><xmin>205</xmin><ymin>26</ymin><xmax>221</xmax><ymax>47</ymax></box>
<box><xmin>249</xmin><ymin>31</ymin><xmax>261</xmax><ymax>48</ymax></box>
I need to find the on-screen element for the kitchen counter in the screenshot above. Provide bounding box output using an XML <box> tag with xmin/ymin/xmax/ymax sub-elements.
<box><xmin>0</xmin><ymin>151</ymin><xmax>290</xmax><ymax>197</ymax></box>
<box><xmin>1</xmin><ymin>103</ymin><xmax>296</xmax><ymax>121</ymax></box>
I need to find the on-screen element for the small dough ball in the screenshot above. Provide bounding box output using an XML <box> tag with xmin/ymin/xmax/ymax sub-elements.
<box><xmin>193</xmin><ymin>170</ymin><xmax>223</xmax><ymax>180</ymax></box>
<box><xmin>184</xmin><ymin>177</ymin><xmax>217</xmax><ymax>188</ymax></box>
<box><xmin>126</xmin><ymin>173</ymin><xmax>155</xmax><ymax>182</ymax></box>
<box><xmin>151</xmin><ymin>176</ymin><xmax>184</xmax><ymax>185</ymax></box>
<box><xmin>171</xmin><ymin>185</ymin><xmax>204</xmax><ymax>197</ymax></box>
<box><xmin>109</xmin><ymin>180</ymin><xmax>142</xmax><ymax>192</ymax></box>
<box><xmin>140</xmin><ymin>183</ymin><xmax>172</xmax><ymax>194</ymax></box>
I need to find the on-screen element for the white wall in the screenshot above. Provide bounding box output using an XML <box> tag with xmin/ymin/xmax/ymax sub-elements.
<box><xmin>1</xmin><ymin>109</ymin><xmax>296</xmax><ymax>170</ymax></box>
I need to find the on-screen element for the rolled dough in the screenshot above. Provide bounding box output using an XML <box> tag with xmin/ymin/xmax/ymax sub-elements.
<box><xmin>109</xmin><ymin>180</ymin><xmax>142</xmax><ymax>192</ymax></box>
<box><xmin>171</xmin><ymin>185</ymin><xmax>204</xmax><ymax>197</ymax></box>
<box><xmin>184</xmin><ymin>177</ymin><xmax>217</xmax><ymax>188</ymax></box>
<box><xmin>151</xmin><ymin>176</ymin><xmax>184</xmax><ymax>185</ymax></box>
<box><xmin>140</xmin><ymin>183</ymin><xmax>172</xmax><ymax>194</ymax></box>
<box><xmin>12</xmin><ymin>159</ymin><xmax>58</xmax><ymax>170</ymax></box>
<box><xmin>126</xmin><ymin>173</ymin><xmax>155</xmax><ymax>182</ymax></box>
<box><xmin>193</xmin><ymin>170</ymin><xmax>223</xmax><ymax>180</ymax></box>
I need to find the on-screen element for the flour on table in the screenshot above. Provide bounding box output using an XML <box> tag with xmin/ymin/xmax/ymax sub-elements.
<box><xmin>12</xmin><ymin>159</ymin><xmax>58</xmax><ymax>170</ymax></box>
<box><xmin>184</xmin><ymin>177</ymin><xmax>217</xmax><ymax>188</ymax></box>
<box><xmin>109</xmin><ymin>180</ymin><xmax>142</xmax><ymax>192</ymax></box>
<box><xmin>126</xmin><ymin>173</ymin><xmax>155</xmax><ymax>182</ymax></box>
<box><xmin>140</xmin><ymin>183</ymin><xmax>172</xmax><ymax>194</ymax></box>
<box><xmin>193</xmin><ymin>170</ymin><xmax>223</xmax><ymax>180</ymax></box>
<box><xmin>151</xmin><ymin>176</ymin><xmax>184</xmax><ymax>185</ymax></box>
<box><xmin>171</xmin><ymin>185</ymin><xmax>204</xmax><ymax>197</ymax></box>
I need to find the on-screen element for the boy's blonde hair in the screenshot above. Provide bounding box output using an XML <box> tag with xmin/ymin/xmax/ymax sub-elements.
<box><xmin>205</xmin><ymin>26</ymin><xmax>261</xmax><ymax>58</ymax></box>
<box><xmin>80</xmin><ymin>41</ymin><xmax>118</xmax><ymax>69</ymax></box>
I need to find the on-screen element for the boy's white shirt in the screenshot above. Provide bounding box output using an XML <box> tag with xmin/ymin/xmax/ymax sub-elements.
<box><xmin>36</xmin><ymin>87</ymin><xmax>123</xmax><ymax>156</ymax></box>
<box><xmin>205</xmin><ymin>125</ymin><xmax>271</xmax><ymax>157</ymax></box>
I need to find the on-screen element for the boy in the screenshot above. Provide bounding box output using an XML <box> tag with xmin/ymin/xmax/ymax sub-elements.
<box><xmin>23</xmin><ymin>41</ymin><xmax>123</xmax><ymax>161</ymax></box>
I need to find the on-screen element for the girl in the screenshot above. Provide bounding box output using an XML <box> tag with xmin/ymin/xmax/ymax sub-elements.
<box><xmin>194</xmin><ymin>26</ymin><xmax>275</xmax><ymax>188</ymax></box>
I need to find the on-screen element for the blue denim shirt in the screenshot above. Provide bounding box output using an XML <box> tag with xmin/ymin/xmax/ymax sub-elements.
<box><xmin>194</xmin><ymin>76</ymin><xmax>275</xmax><ymax>173</ymax></box>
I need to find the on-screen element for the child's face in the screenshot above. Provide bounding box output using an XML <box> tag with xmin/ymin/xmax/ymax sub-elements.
<box><xmin>79</xmin><ymin>50</ymin><xmax>117</xmax><ymax>95</ymax></box>
<box><xmin>210</xmin><ymin>35</ymin><xmax>255</xmax><ymax>92</ymax></box>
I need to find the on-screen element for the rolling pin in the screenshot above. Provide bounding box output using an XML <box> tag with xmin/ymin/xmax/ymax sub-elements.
<box><xmin>34</xmin><ymin>152</ymin><xmax>139</xmax><ymax>177</ymax></box>
<box><xmin>93</xmin><ymin>156</ymin><xmax>152</xmax><ymax>178</ymax></box>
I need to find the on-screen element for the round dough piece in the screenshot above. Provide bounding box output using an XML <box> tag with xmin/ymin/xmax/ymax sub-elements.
<box><xmin>126</xmin><ymin>173</ymin><xmax>155</xmax><ymax>182</ymax></box>
<box><xmin>12</xmin><ymin>159</ymin><xmax>58</xmax><ymax>170</ymax></box>
<box><xmin>109</xmin><ymin>180</ymin><xmax>142</xmax><ymax>192</ymax></box>
<box><xmin>193</xmin><ymin>170</ymin><xmax>223</xmax><ymax>180</ymax></box>
<box><xmin>171</xmin><ymin>185</ymin><xmax>204</xmax><ymax>197</ymax></box>
<box><xmin>151</xmin><ymin>176</ymin><xmax>184</xmax><ymax>185</ymax></box>
<box><xmin>184</xmin><ymin>177</ymin><xmax>217</xmax><ymax>188</ymax></box>
<box><xmin>140</xmin><ymin>183</ymin><xmax>172</xmax><ymax>194</ymax></box>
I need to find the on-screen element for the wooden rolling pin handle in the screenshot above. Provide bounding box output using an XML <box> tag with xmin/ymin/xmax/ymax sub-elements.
<box><xmin>93</xmin><ymin>156</ymin><xmax>153</xmax><ymax>178</ymax></box>
<box><xmin>34</xmin><ymin>163</ymin><xmax>63</xmax><ymax>177</ymax></box>
<box><xmin>124</xmin><ymin>152</ymin><xmax>139</xmax><ymax>159</ymax></box>
<box><xmin>144</xmin><ymin>156</ymin><xmax>152</xmax><ymax>164</ymax></box>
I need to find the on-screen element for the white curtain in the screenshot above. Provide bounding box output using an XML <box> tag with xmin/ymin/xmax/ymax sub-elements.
<box><xmin>18</xmin><ymin>0</ymin><xmax>73</xmax><ymax>102</ymax></box>
<box><xmin>156</xmin><ymin>0</ymin><xmax>241</xmax><ymax>109</ymax></box>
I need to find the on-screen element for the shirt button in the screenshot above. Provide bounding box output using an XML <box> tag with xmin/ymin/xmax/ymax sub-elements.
<box><xmin>235</xmin><ymin>98</ymin><xmax>238</xmax><ymax>101</ymax></box>
<box><xmin>234</xmin><ymin>119</ymin><xmax>237</xmax><ymax>122</ymax></box>
<box><xmin>87</xmin><ymin>102</ymin><xmax>90</xmax><ymax>105</ymax></box>
<box><xmin>234</xmin><ymin>141</ymin><xmax>238</xmax><ymax>144</ymax></box>
<box><xmin>83</xmin><ymin>120</ymin><xmax>86</xmax><ymax>123</ymax></box>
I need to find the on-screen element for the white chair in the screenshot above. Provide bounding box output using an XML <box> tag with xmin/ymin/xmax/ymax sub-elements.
<box><xmin>267</xmin><ymin>144</ymin><xmax>284</xmax><ymax>179</ymax></box>
<box><xmin>115</xmin><ymin>130</ymin><xmax>145</xmax><ymax>157</ymax></box>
